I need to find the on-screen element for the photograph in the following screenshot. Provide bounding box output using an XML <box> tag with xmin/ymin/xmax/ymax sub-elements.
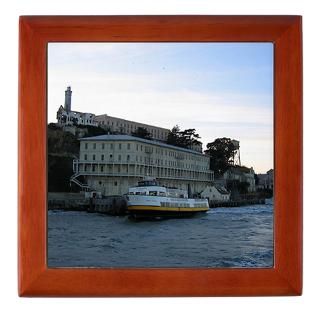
<box><xmin>47</xmin><ymin>42</ymin><xmax>274</xmax><ymax>268</ymax></box>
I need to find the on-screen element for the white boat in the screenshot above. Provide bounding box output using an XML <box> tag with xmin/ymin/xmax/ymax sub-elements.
<box><xmin>126</xmin><ymin>177</ymin><xmax>209</xmax><ymax>218</ymax></box>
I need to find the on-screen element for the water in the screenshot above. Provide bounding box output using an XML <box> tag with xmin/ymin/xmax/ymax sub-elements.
<box><xmin>48</xmin><ymin>204</ymin><xmax>273</xmax><ymax>268</ymax></box>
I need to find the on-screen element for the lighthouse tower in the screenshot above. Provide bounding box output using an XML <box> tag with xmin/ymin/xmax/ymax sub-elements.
<box><xmin>64</xmin><ymin>86</ymin><xmax>72</xmax><ymax>112</ymax></box>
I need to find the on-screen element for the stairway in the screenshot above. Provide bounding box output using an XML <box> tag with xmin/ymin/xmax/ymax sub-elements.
<box><xmin>70</xmin><ymin>172</ymin><xmax>92</xmax><ymax>191</ymax></box>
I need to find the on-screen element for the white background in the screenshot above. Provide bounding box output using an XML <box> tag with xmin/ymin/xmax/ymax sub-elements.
<box><xmin>1</xmin><ymin>0</ymin><xmax>318</xmax><ymax>319</ymax></box>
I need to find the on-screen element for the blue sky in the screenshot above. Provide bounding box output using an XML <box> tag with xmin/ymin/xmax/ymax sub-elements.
<box><xmin>48</xmin><ymin>43</ymin><xmax>273</xmax><ymax>173</ymax></box>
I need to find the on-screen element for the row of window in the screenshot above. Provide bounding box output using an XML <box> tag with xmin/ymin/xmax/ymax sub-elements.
<box><xmin>82</xmin><ymin>154</ymin><xmax>208</xmax><ymax>170</ymax></box>
<box><xmin>81</xmin><ymin>165</ymin><xmax>213</xmax><ymax>178</ymax></box>
<box><xmin>83</xmin><ymin>142</ymin><xmax>207</xmax><ymax>162</ymax></box>
<box><xmin>96</xmin><ymin>120</ymin><xmax>168</xmax><ymax>139</ymax></box>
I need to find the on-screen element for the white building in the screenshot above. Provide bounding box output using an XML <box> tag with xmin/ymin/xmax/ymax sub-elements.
<box><xmin>56</xmin><ymin>87</ymin><xmax>98</xmax><ymax>127</ymax></box>
<box><xmin>222</xmin><ymin>166</ymin><xmax>256</xmax><ymax>192</ymax></box>
<box><xmin>71</xmin><ymin>134</ymin><xmax>214</xmax><ymax>196</ymax></box>
<box><xmin>94</xmin><ymin>114</ymin><xmax>170</xmax><ymax>142</ymax></box>
<box><xmin>201</xmin><ymin>185</ymin><xmax>230</xmax><ymax>202</ymax></box>
<box><xmin>257</xmin><ymin>169</ymin><xmax>274</xmax><ymax>190</ymax></box>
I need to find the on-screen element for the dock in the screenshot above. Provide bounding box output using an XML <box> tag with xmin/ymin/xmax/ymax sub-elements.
<box><xmin>209</xmin><ymin>198</ymin><xmax>265</xmax><ymax>208</ymax></box>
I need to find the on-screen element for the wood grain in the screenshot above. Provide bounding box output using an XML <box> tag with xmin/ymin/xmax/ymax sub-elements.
<box><xmin>18</xmin><ymin>16</ymin><xmax>302</xmax><ymax>296</ymax></box>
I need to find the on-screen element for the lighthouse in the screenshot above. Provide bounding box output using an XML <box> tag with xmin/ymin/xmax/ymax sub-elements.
<box><xmin>64</xmin><ymin>86</ymin><xmax>72</xmax><ymax>112</ymax></box>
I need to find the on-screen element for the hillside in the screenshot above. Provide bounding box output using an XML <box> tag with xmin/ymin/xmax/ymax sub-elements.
<box><xmin>47</xmin><ymin>124</ymin><xmax>109</xmax><ymax>192</ymax></box>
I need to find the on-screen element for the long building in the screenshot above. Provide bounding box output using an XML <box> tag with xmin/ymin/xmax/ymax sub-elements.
<box><xmin>94</xmin><ymin>114</ymin><xmax>170</xmax><ymax>142</ymax></box>
<box><xmin>71</xmin><ymin>134</ymin><xmax>214</xmax><ymax>196</ymax></box>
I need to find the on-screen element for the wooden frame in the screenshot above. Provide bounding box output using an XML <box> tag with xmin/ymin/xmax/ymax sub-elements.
<box><xmin>18</xmin><ymin>16</ymin><xmax>302</xmax><ymax>296</ymax></box>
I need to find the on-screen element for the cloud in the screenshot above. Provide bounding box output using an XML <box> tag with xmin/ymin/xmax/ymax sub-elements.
<box><xmin>47</xmin><ymin>43</ymin><xmax>273</xmax><ymax>173</ymax></box>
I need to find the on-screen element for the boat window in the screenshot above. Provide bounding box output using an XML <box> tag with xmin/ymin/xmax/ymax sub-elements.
<box><xmin>149</xmin><ymin>191</ymin><xmax>157</xmax><ymax>196</ymax></box>
<box><xmin>128</xmin><ymin>191</ymin><xmax>135</xmax><ymax>195</ymax></box>
<box><xmin>135</xmin><ymin>191</ymin><xmax>147</xmax><ymax>195</ymax></box>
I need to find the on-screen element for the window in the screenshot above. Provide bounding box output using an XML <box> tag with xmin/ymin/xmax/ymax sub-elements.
<box><xmin>102</xmin><ymin>143</ymin><xmax>105</xmax><ymax>150</ymax></box>
<box><xmin>84</xmin><ymin>154</ymin><xmax>87</xmax><ymax>160</ymax></box>
<box><xmin>127</xmin><ymin>143</ymin><xmax>130</xmax><ymax>150</ymax></box>
<box><xmin>119</xmin><ymin>143</ymin><xmax>122</xmax><ymax>150</ymax></box>
<box><xmin>93</xmin><ymin>143</ymin><xmax>96</xmax><ymax>149</ymax></box>
<box><xmin>118</xmin><ymin>155</ymin><xmax>121</xmax><ymax>161</ymax></box>
<box><xmin>110</xmin><ymin>143</ymin><xmax>114</xmax><ymax>149</ymax></box>
<box><xmin>100</xmin><ymin>166</ymin><xmax>104</xmax><ymax>172</ymax></box>
<box><xmin>93</xmin><ymin>154</ymin><xmax>96</xmax><ymax>161</ymax></box>
<box><xmin>92</xmin><ymin>165</ymin><xmax>95</xmax><ymax>172</ymax></box>
<box><xmin>127</xmin><ymin>155</ymin><xmax>130</xmax><ymax>161</ymax></box>
<box><xmin>101</xmin><ymin>154</ymin><xmax>104</xmax><ymax>161</ymax></box>
<box><xmin>110</xmin><ymin>154</ymin><xmax>113</xmax><ymax>159</ymax></box>
<box><xmin>85</xmin><ymin>143</ymin><xmax>88</xmax><ymax>149</ymax></box>
<box><xmin>114</xmin><ymin>181</ymin><xmax>118</xmax><ymax>186</ymax></box>
<box><xmin>136</xmin><ymin>191</ymin><xmax>147</xmax><ymax>195</ymax></box>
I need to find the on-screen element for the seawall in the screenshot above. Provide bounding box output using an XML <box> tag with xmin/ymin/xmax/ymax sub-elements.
<box><xmin>209</xmin><ymin>198</ymin><xmax>265</xmax><ymax>208</ymax></box>
<box><xmin>48</xmin><ymin>192</ymin><xmax>128</xmax><ymax>215</ymax></box>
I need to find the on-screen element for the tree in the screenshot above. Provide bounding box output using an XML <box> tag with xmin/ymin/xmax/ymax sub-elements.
<box><xmin>131</xmin><ymin>127</ymin><xmax>152</xmax><ymax>140</ymax></box>
<box><xmin>204</xmin><ymin>138</ymin><xmax>237</xmax><ymax>177</ymax></box>
<box><xmin>179</xmin><ymin>128</ymin><xmax>202</xmax><ymax>148</ymax></box>
<box><xmin>167</xmin><ymin>125</ymin><xmax>181</xmax><ymax>146</ymax></box>
<box><xmin>167</xmin><ymin>125</ymin><xmax>201</xmax><ymax>149</ymax></box>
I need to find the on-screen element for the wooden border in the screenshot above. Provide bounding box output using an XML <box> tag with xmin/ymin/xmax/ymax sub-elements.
<box><xmin>18</xmin><ymin>16</ymin><xmax>302</xmax><ymax>296</ymax></box>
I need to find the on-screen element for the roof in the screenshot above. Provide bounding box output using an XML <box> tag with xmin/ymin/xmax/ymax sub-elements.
<box><xmin>227</xmin><ymin>165</ymin><xmax>253</xmax><ymax>174</ymax></box>
<box><xmin>216</xmin><ymin>186</ymin><xmax>230</xmax><ymax>195</ymax></box>
<box><xmin>79</xmin><ymin>134</ymin><xmax>207</xmax><ymax>156</ymax></box>
<box><xmin>94</xmin><ymin>114</ymin><xmax>169</xmax><ymax>131</ymax></box>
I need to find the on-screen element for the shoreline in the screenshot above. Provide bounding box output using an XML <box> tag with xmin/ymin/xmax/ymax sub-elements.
<box><xmin>48</xmin><ymin>192</ymin><xmax>267</xmax><ymax>214</ymax></box>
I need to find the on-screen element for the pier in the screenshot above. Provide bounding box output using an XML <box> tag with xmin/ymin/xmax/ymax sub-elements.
<box><xmin>209</xmin><ymin>198</ymin><xmax>265</xmax><ymax>208</ymax></box>
<box><xmin>48</xmin><ymin>192</ymin><xmax>127</xmax><ymax>215</ymax></box>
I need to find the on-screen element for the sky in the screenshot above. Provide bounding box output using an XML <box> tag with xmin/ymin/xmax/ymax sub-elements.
<box><xmin>48</xmin><ymin>42</ymin><xmax>273</xmax><ymax>174</ymax></box>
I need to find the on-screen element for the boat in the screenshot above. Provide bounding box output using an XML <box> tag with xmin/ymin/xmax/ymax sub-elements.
<box><xmin>126</xmin><ymin>177</ymin><xmax>209</xmax><ymax>219</ymax></box>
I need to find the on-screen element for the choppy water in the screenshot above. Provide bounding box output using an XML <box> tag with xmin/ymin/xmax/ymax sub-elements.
<box><xmin>48</xmin><ymin>204</ymin><xmax>273</xmax><ymax>268</ymax></box>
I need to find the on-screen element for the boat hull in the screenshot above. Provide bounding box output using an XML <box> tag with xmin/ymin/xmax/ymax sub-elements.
<box><xmin>127</xmin><ymin>195</ymin><xmax>209</xmax><ymax>219</ymax></box>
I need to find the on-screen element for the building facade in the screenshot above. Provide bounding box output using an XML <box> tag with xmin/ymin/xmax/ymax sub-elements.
<box><xmin>56</xmin><ymin>87</ymin><xmax>98</xmax><ymax>127</ymax></box>
<box><xmin>201</xmin><ymin>185</ymin><xmax>230</xmax><ymax>202</ymax></box>
<box><xmin>222</xmin><ymin>166</ymin><xmax>256</xmax><ymax>192</ymax></box>
<box><xmin>71</xmin><ymin>135</ymin><xmax>214</xmax><ymax>196</ymax></box>
<box><xmin>94</xmin><ymin>114</ymin><xmax>170</xmax><ymax>142</ymax></box>
<box><xmin>256</xmin><ymin>169</ymin><xmax>274</xmax><ymax>190</ymax></box>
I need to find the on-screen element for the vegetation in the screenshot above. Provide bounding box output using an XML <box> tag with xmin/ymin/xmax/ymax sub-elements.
<box><xmin>76</xmin><ymin>124</ymin><xmax>110</xmax><ymax>137</ymax></box>
<box><xmin>167</xmin><ymin>125</ymin><xmax>201</xmax><ymax>149</ymax></box>
<box><xmin>131</xmin><ymin>127</ymin><xmax>152</xmax><ymax>140</ymax></box>
<box><xmin>48</xmin><ymin>126</ymin><xmax>79</xmax><ymax>156</ymax></box>
<box><xmin>204</xmin><ymin>137</ymin><xmax>237</xmax><ymax>177</ymax></box>
<box><xmin>48</xmin><ymin>125</ymin><xmax>80</xmax><ymax>192</ymax></box>
<box><xmin>48</xmin><ymin>155</ymin><xmax>75</xmax><ymax>192</ymax></box>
